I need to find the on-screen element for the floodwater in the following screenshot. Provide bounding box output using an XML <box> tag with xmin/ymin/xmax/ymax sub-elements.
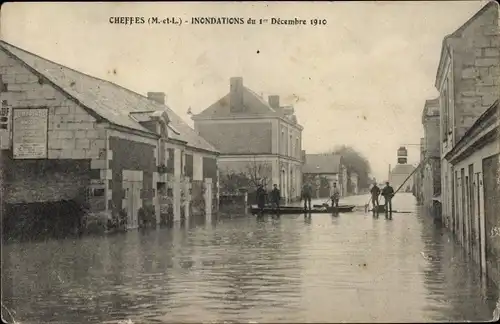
<box><xmin>2</xmin><ymin>193</ymin><xmax>498</xmax><ymax>323</ymax></box>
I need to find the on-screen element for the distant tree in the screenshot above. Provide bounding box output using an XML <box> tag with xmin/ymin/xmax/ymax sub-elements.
<box><xmin>330</xmin><ymin>145</ymin><xmax>371</xmax><ymax>190</ymax></box>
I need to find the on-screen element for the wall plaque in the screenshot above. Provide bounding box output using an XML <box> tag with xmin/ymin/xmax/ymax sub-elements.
<box><xmin>12</xmin><ymin>108</ymin><xmax>48</xmax><ymax>159</ymax></box>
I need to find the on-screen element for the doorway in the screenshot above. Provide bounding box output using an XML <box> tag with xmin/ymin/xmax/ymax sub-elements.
<box><xmin>468</xmin><ymin>164</ymin><xmax>477</xmax><ymax>262</ymax></box>
<box><xmin>461</xmin><ymin>168</ymin><xmax>466</xmax><ymax>246</ymax></box>
<box><xmin>204</xmin><ymin>178</ymin><xmax>213</xmax><ymax>216</ymax></box>
<box><xmin>476</xmin><ymin>172</ymin><xmax>484</xmax><ymax>276</ymax></box>
<box><xmin>123</xmin><ymin>170</ymin><xmax>143</xmax><ymax>229</ymax></box>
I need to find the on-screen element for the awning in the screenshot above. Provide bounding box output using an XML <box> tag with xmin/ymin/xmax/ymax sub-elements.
<box><xmin>432</xmin><ymin>194</ymin><xmax>441</xmax><ymax>203</ymax></box>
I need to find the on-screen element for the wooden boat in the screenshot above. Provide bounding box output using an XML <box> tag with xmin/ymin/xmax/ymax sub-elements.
<box><xmin>368</xmin><ymin>205</ymin><xmax>413</xmax><ymax>214</ymax></box>
<box><xmin>249</xmin><ymin>204</ymin><xmax>356</xmax><ymax>215</ymax></box>
<box><xmin>371</xmin><ymin>205</ymin><xmax>387</xmax><ymax>213</ymax></box>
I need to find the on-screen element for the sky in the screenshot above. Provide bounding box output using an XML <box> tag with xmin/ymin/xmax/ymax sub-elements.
<box><xmin>1</xmin><ymin>1</ymin><xmax>490</xmax><ymax>181</ymax></box>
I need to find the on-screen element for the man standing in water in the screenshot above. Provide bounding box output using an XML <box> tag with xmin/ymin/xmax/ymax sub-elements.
<box><xmin>381</xmin><ymin>181</ymin><xmax>395</xmax><ymax>218</ymax></box>
<box><xmin>301</xmin><ymin>181</ymin><xmax>313</xmax><ymax>211</ymax></box>
<box><xmin>370</xmin><ymin>182</ymin><xmax>381</xmax><ymax>214</ymax></box>
<box><xmin>270</xmin><ymin>184</ymin><xmax>281</xmax><ymax>214</ymax></box>
<box><xmin>256</xmin><ymin>184</ymin><xmax>267</xmax><ymax>215</ymax></box>
<box><xmin>331</xmin><ymin>182</ymin><xmax>340</xmax><ymax>208</ymax></box>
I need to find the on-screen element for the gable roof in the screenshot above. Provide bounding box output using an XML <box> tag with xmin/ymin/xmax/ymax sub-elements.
<box><xmin>0</xmin><ymin>41</ymin><xmax>218</xmax><ymax>153</ymax></box>
<box><xmin>303</xmin><ymin>154</ymin><xmax>342</xmax><ymax>174</ymax></box>
<box><xmin>192</xmin><ymin>86</ymin><xmax>285</xmax><ymax>119</ymax></box>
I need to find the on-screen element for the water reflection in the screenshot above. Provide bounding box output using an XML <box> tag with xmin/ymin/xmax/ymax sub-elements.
<box><xmin>1</xmin><ymin>194</ymin><xmax>497</xmax><ymax>323</ymax></box>
<box><xmin>417</xmin><ymin>206</ymin><xmax>497</xmax><ymax>322</ymax></box>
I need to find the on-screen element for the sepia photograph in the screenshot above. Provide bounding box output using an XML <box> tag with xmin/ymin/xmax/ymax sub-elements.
<box><xmin>1</xmin><ymin>1</ymin><xmax>500</xmax><ymax>323</ymax></box>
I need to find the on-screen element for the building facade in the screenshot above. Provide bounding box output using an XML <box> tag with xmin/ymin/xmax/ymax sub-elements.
<box><xmin>0</xmin><ymin>41</ymin><xmax>219</xmax><ymax>239</ymax></box>
<box><xmin>192</xmin><ymin>77</ymin><xmax>304</xmax><ymax>203</ymax></box>
<box><xmin>302</xmin><ymin>153</ymin><xmax>348</xmax><ymax>198</ymax></box>
<box><xmin>444</xmin><ymin>101</ymin><xmax>499</xmax><ymax>285</ymax></box>
<box><xmin>419</xmin><ymin>98</ymin><xmax>442</xmax><ymax>219</ymax></box>
<box><xmin>434</xmin><ymin>2</ymin><xmax>500</xmax><ymax>284</ymax></box>
<box><xmin>413</xmin><ymin>137</ymin><xmax>425</xmax><ymax>205</ymax></box>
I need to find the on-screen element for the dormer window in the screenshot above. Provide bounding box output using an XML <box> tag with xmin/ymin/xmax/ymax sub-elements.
<box><xmin>160</xmin><ymin>122</ymin><xmax>167</xmax><ymax>138</ymax></box>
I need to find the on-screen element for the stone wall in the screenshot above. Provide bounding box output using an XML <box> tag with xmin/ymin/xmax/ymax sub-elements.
<box><xmin>424</xmin><ymin>116</ymin><xmax>441</xmax><ymax>158</ymax></box>
<box><xmin>3</xmin><ymin>158</ymin><xmax>91</xmax><ymax>204</ymax></box>
<box><xmin>0</xmin><ymin>50</ymin><xmax>105</xmax><ymax>160</ymax></box>
<box><xmin>196</xmin><ymin>121</ymin><xmax>273</xmax><ymax>154</ymax></box>
<box><xmin>0</xmin><ymin>49</ymin><xmax>105</xmax><ymax>206</ymax></box>
<box><xmin>453</xmin><ymin>3</ymin><xmax>500</xmax><ymax>142</ymax></box>
<box><xmin>483</xmin><ymin>153</ymin><xmax>500</xmax><ymax>286</ymax></box>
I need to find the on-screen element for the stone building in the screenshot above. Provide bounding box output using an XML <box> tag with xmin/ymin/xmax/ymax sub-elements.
<box><xmin>435</xmin><ymin>1</ymin><xmax>500</xmax><ymax>284</ymax></box>
<box><xmin>192</xmin><ymin>77</ymin><xmax>304</xmax><ymax>203</ymax></box>
<box><xmin>0</xmin><ymin>41</ymin><xmax>219</xmax><ymax>238</ymax></box>
<box><xmin>444</xmin><ymin>100</ymin><xmax>499</xmax><ymax>285</ymax></box>
<box><xmin>302</xmin><ymin>153</ymin><xmax>348</xmax><ymax>198</ymax></box>
<box><xmin>413</xmin><ymin>138</ymin><xmax>425</xmax><ymax>205</ymax></box>
<box><xmin>420</xmin><ymin>98</ymin><xmax>442</xmax><ymax>220</ymax></box>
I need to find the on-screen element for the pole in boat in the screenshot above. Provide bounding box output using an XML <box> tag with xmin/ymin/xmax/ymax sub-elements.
<box><xmin>365</xmin><ymin>158</ymin><xmax>428</xmax><ymax>213</ymax></box>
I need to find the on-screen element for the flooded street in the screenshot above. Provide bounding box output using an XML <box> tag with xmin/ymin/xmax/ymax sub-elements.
<box><xmin>2</xmin><ymin>193</ymin><xmax>498</xmax><ymax>323</ymax></box>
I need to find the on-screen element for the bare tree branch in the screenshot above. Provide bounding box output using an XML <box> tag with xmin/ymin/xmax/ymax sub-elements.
<box><xmin>219</xmin><ymin>156</ymin><xmax>272</xmax><ymax>193</ymax></box>
<box><xmin>245</xmin><ymin>155</ymin><xmax>272</xmax><ymax>189</ymax></box>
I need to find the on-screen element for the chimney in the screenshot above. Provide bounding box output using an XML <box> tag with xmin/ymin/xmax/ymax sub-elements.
<box><xmin>147</xmin><ymin>92</ymin><xmax>166</xmax><ymax>105</ymax></box>
<box><xmin>268</xmin><ymin>95</ymin><xmax>280</xmax><ymax>109</ymax></box>
<box><xmin>230</xmin><ymin>77</ymin><xmax>244</xmax><ymax>112</ymax></box>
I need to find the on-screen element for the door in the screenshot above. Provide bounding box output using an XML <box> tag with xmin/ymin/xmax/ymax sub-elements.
<box><xmin>483</xmin><ymin>154</ymin><xmax>500</xmax><ymax>282</ymax></box>
<box><xmin>123</xmin><ymin>179</ymin><xmax>142</xmax><ymax>229</ymax></box>
<box><xmin>469</xmin><ymin>164</ymin><xmax>476</xmax><ymax>262</ymax></box>
<box><xmin>461</xmin><ymin>168</ymin><xmax>466</xmax><ymax>246</ymax></box>
<box><xmin>477</xmin><ymin>172</ymin><xmax>484</xmax><ymax>275</ymax></box>
<box><xmin>123</xmin><ymin>182</ymin><xmax>134</xmax><ymax>228</ymax></box>
<box><xmin>204</xmin><ymin>179</ymin><xmax>212</xmax><ymax>215</ymax></box>
<box><xmin>132</xmin><ymin>182</ymin><xmax>141</xmax><ymax>228</ymax></box>
<box><xmin>465</xmin><ymin>175</ymin><xmax>471</xmax><ymax>255</ymax></box>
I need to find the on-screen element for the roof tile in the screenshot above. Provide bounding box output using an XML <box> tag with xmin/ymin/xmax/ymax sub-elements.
<box><xmin>0</xmin><ymin>41</ymin><xmax>218</xmax><ymax>153</ymax></box>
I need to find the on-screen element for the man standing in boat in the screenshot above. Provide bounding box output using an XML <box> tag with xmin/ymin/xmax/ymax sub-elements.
<box><xmin>256</xmin><ymin>184</ymin><xmax>267</xmax><ymax>215</ymax></box>
<box><xmin>381</xmin><ymin>181</ymin><xmax>395</xmax><ymax>218</ymax></box>
<box><xmin>270</xmin><ymin>184</ymin><xmax>281</xmax><ymax>214</ymax></box>
<box><xmin>331</xmin><ymin>182</ymin><xmax>340</xmax><ymax>210</ymax></box>
<box><xmin>370</xmin><ymin>182</ymin><xmax>381</xmax><ymax>213</ymax></box>
<box><xmin>301</xmin><ymin>181</ymin><xmax>313</xmax><ymax>211</ymax></box>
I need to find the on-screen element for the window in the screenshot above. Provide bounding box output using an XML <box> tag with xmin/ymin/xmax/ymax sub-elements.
<box><xmin>281</xmin><ymin>129</ymin><xmax>285</xmax><ymax>155</ymax></box>
<box><xmin>0</xmin><ymin>101</ymin><xmax>9</xmax><ymax>130</ymax></box>
<box><xmin>441</xmin><ymin>84</ymin><xmax>449</xmax><ymax>142</ymax></box>
<box><xmin>92</xmin><ymin>188</ymin><xmax>105</xmax><ymax>197</ymax></box>
<box><xmin>0</xmin><ymin>75</ymin><xmax>7</xmax><ymax>92</ymax></box>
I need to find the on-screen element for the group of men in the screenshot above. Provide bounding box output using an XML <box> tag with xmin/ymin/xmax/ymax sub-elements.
<box><xmin>300</xmin><ymin>181</ymin><xmax>340</xmax><ymax>211</ymax></box>
<box><xmin>255</xmin><ymin>181</ymin><xmax>395</xmax><ymax>216</ymax></box>
<box><xmin>255</xmin><ymin>183</ymin><xmax>282</xmax><ymax>214</ymax></box>
<box><xmin>370</xmin><ymin>181</ymin><xmax>395</xmax><ymax>217</ymax></box>
<box><xmin>255</xmin><ymin>181</ymin><xmax>341</xmax><ymax>213</ymax></box>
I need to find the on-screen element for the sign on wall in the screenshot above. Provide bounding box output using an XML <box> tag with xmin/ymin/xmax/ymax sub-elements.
<box><xmin>12</xmin><ymin>108</ymin><xmax>48</xmax><ymax>159</ymax></box>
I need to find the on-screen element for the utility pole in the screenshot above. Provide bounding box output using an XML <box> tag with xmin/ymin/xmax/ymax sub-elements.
<box><xmin>388</xmin><ymin>164</ymin><xmax>391</xmax><ymax>183</ymax></box>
